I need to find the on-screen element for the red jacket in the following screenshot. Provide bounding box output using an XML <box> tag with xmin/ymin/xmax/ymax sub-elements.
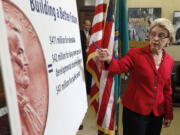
<box><xmin>106</xmin><ymin>45</ymin><xmax>174</xmax><ymax>119</ymax></box>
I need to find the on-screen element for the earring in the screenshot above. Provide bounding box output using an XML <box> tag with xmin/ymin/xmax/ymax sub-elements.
<box><xmin>166</xmin><ymin>43</ymin><xmax>170</xmax><ymax>47</ymax></box>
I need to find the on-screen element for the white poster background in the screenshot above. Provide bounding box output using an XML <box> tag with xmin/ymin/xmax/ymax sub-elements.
<box><xmin>0</xmin><ymin>0</ymin><xmax>87</xmax><ymax>135</ymax></box>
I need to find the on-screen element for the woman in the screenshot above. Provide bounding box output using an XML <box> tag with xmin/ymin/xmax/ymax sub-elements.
<box><xmin>97</xmin><ymin>18</ymin><xmax>175</xmax><ymax>135</ymax></box>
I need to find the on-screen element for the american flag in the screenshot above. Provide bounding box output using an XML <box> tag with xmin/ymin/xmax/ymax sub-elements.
<box><xmin>86</xmin><ymin>0</ymin><xmax>115</xmax><ymax>134</ymax></box>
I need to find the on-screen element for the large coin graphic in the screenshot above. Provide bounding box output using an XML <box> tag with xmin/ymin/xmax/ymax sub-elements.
<box><xmin>2</xmin><ymin>0</ymin><xmax>49</xmax><ymax>135</ymax></box>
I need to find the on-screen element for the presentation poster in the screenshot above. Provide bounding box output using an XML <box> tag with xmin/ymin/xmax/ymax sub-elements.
<box><xmin>128</xmin><ymin>8</ymin><xmax>161</xmax><ymax>47</ymax></box>
<box><xmin>173</xmin><ymin>11</ymin><xmax>180</xmax><ymax>45</ymax></box>
<box><xmin>0</xmin><ymin>0</ymin><xmax>87</xmax><ymax>135</ymax></box>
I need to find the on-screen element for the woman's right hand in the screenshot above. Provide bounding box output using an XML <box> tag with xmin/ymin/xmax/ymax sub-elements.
<box><xmin>97</xmin><ymin>49</ymin><xmax>112</xmax><ymax>64</ymax></box>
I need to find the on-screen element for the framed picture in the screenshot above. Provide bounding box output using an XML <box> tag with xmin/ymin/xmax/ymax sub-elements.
<box><xmin>128</xmin><ymin>8</ymin><xmax>161</xmax><ymax>47</ymax></box>
<box><xmin>173</xmin><ymin>11</ymin><xmax>180</xmax><ymax>45</ymax></box>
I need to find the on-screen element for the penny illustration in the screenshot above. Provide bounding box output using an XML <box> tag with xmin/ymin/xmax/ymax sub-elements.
<box><xmin>2</xmin><ymin>0</ymin><xmax>49</xmax><ymax>134</ymax></box>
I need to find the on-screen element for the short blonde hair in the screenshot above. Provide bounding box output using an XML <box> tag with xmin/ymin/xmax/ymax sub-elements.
<box><xmin>149</xmin><ymin>18</ymin><xmax>175</xmax><ymax>45</ymax></box>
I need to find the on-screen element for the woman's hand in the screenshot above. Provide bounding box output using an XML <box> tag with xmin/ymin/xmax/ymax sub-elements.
<box><xmin>163</xmin><ymin>119</ymin><xmax>172</xmax><ymax>128</ymax></box>
<box><xmin>97</xmin><ymin>48</ymin><xmax>112</xmax><ymax>64</ymax></box>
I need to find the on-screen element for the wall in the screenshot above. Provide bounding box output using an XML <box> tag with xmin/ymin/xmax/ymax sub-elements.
<box><xmin>127</xmin><ymin>0</ymin><xmax>180</xmax><ymax>61</ymax></box>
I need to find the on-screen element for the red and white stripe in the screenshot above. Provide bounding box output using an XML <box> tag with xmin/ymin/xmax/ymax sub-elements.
<box><xmin>87</xmin><ymin>0</ymin><xmax>115</xmax><ymax>133</ymax></box>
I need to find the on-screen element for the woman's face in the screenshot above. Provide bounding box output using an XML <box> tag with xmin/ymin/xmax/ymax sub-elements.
<box><xmin>149</xmin><ymin>26</ymin><xmax>170</xmax><ymax>51</ymax></box>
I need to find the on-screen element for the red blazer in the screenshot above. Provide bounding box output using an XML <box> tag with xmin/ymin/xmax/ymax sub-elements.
<box><xmin>106</xmin><ymin>45</ymin><xmax>174</xmax><ymax>119</ymax></box>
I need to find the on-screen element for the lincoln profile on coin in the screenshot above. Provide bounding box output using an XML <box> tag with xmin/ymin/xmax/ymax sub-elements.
<box><xmin>6</xmin><ymin>17</ymin><xmax>43</xmax><ymax>135</ymax></box>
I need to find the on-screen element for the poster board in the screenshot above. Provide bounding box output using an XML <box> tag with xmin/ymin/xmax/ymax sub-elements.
<box><xmin>173</xmin><ymin>11</ymin><xmax>180</xmax><ymax>45</ymax></box>
<box><xmin>128</xmin><ymin>8</ymin><xmax>161</xmax><ymax>47</ymax></box>
<box><xmin>0</xmin><ymin>0</ymin><xmax>87</xmax><ymax>135</ymax></box>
